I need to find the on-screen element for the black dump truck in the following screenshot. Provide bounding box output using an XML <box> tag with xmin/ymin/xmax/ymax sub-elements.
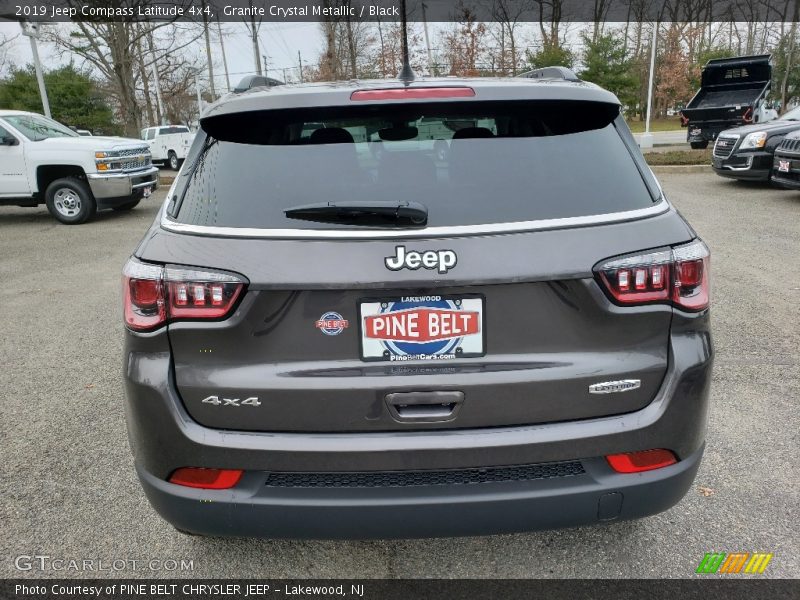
<box><xmin>681</xmin><ymin>54</ymin><xmax>777</xmax><ymax>149</ymax></box>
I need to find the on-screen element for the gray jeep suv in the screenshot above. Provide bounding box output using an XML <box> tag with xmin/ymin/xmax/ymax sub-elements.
<box><xmin>122</xmin><ymin>70</ymin><xmax>713</xmax><ymax>539</ymax></box>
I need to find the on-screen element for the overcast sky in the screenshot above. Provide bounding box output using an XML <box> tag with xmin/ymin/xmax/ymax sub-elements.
<box><xmin>0</xmin><ymin>20</ymin><xmax>327</xmax><ymax>90</ymax></box>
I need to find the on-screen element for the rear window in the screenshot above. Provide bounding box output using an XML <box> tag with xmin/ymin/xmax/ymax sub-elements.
<box><xmin>169</xmin><ymin>100</ymin><xmax>658</xmax><ymax>230</ymax></box>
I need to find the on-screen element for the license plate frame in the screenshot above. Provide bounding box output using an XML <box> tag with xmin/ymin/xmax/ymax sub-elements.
<box><xmin>358</xmin><ymin>294</ymin><xmax>486</xmax><ymax>362</ymax></box>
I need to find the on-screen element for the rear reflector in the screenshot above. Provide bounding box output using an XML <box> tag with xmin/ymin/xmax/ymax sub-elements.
<box><xmin>595</xmin><ymin>240</ymin><xmax>710</xmax><ymax>311</ymax></box>
<box><xmin>123</xmin><ymin>259</ymin><xmax>247</xmax><ymax>332</ymax></box>
<box><xmin>169</xmin><ymin>468</ymin><xmax>243</xmax><ymax>490</ymax></box>
<box><xmin>351</xmin><ymin>87</ymin><xmax>475</xmax><ymax>101</ymax></box>
<box><xmin>606</xmin><ymin>449</ymin><xmax>678</xmax><ymax>473</ymax></box>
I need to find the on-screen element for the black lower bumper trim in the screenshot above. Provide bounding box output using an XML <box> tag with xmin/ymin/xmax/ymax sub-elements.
<box><xmin>136</xmin><ymin>444</ymin><xmax>704</xmax><ymax>540</ymax></box>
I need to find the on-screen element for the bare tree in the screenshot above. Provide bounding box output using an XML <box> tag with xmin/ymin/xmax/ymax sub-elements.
<box><xmin>45</xmin><ymin>1</ymin><xmax>203</xmax><ymax>135</ymax></box>
<box><xmin>442</xmin><ymin>6</ymin><xmax>488</xmax><ymax>76</ymax></box>
<box><xmin>0</xmin><ymin>31</ymin><xmax>17</xmax><ymax>74</ymax></box>
<box><xmin>530</xmin><ymin>0</ymin><xmax>565</xmax><ymax>49</ymax></box>
<box><xmin>486</xmin><ymin>0</ymin><xmax>527</xmax><ymax>75</ymax></box>
<box><xmin>778</xmin><ymin>1</ymin><xmax>800</xmax><ymax>110</ymax></box>
<box><xmin>592</xmin><ymin>0</ymin><xmax>615</xmax><ymax>42</ymax></box>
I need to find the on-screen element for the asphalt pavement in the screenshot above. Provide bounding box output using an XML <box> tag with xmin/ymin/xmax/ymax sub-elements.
<box><xmin>0</xmin><ymin>173</ymin><xmax>797</xmax><ymax>579</ymax></box>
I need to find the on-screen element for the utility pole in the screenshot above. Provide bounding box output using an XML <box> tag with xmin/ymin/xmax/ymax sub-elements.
<box><xmin>250</xmin><ymin>14</ymin><xmax>262</xmax><ymax>76</ymax></box>
<box><xmin>262</xmin><ymin>54</ymin><xmax>268</xmax><ymax>78</ymax></box>
<box><xmin>195</xmin><ymin>72</ymin><xmax>203</xmax><ymax>121</ymax></box>
<box><xmin>641</xmin><ymin>21</ymin><xmax>658</xmax><ymax>149</ymax></box>
<box><xmin>298</xmin><ymin>51</ymin><xmax>304</xmax><ymax>83</ymax></box>
<box><xmin>20</xmin><ymin>22</ymin><xmax>50</xmax><ymax>118</ymax></box>
<box><xmin>146</xmin><ymin>31</ymin><xmax>164</xmax><ymax>125</ymax></box>
<box><xmin>151</xmin><ymin>64</ymin><xmax>165</xmax><ymax>125</ymax></box>
<box><xmin>421</xmin><ymin>2</ymin><xmax>435</xmax><ymax>76</ymax></box>
<box><xmin>202</xmin><ymin>0</ymin><xmax>216</xmax><ymax>99</ymax></box>
<box><xmin>218</xmin><ymin>18</ymin><xmax>231</xmax><ymax>92</ymax></box>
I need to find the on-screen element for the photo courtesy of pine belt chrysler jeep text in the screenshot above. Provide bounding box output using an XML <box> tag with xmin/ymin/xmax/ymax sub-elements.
<box><xmin>122</xmin><ymin>68</ymin><xmax>713</xmax><ymax>539</ymax></box>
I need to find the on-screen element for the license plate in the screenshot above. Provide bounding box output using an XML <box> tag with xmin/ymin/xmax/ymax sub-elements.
<box><xmin>690</xmin><ymin>128</ymin><xmax>701</xmax><ymax>136</ymax></box>
<box><xmin>359</xmin><ymin>295</ymin><xmax>485</xmax><ymax>362</ymax></box>
<box><xmin>142</xmin><ymin>186</ymin><xmax>152</xmax><ymax>198</ymax></box>
<box><xmin>778</xmin><ymin>160</ymin><xmax>790</xmax><ymax>173</ymax></box>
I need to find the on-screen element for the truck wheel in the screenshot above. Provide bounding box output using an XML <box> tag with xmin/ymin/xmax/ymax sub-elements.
<box><xmin>45</xmin><ymin>177</ymin><xmax>96</xmax><ymax>224</ymax></box>
<box><xmin>690</xmin><ymin>141</ymin><xmax>709</xmax><ymax>150</ymax></box>
<box><xmin>168</xmin><ymin>151</ymin><xmax>180</xmax><ymax>171</ymax></box>
<box><xmin>112</xmin><ymin>199</ymin><xmax>141</xmax><ymax>211</ymax></box>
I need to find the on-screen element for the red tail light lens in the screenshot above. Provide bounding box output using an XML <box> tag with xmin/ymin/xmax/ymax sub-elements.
<box><xmin>606</xmin><ymin>449</ymin><xmax>678</xmax><ymax>473</ymax></box>
<box><xmin>123</xmin><ymin>261</ymin><xmax>166</xmax><ymax>331</ymax></box>
<box><xmin>351</xmin><ymin>87</ymin><xmax>475</xmax><ymax>101</ymax></box>
<box><xmin>169</xmin><ymin>467</ymin><xmax>243</xmax><ymax>489</ymax></box>
<box><xmin>595</xmin><ymin>240</ymin><xmax>710</xmax><ymax>311</ymax></box>
<box><xmin>123</xmin><ymin>259</ymin><xmax>247</xmax><ymax>331</ymax></box>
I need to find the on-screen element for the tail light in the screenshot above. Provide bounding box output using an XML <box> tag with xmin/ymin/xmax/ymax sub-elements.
<box><xmin>606</xmin><ymin>449</ymin><xmax>678</xmax><ymax>473</ymax></box>
<box><xmin>169</xmin><ymin>467</ymin><xmax>243</xmax><ymax>489</ymax></box>
<box><xmin>595</xmin><ymin>240</ymin><xmax>710</xmax><ymax>311</ymax></box>
<box><xmin>123</xmin><ymin>258</ymin><xmax>247</xmax><ymax>332</ymax></box>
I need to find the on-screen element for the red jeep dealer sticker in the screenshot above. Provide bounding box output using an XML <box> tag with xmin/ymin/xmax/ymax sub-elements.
<box><xmin>359</xmin><ymin>296</ymin><xmax>484</xmax><ymax>361</ymax></box>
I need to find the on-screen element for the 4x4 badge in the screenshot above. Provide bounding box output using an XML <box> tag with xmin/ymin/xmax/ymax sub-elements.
<box><xmin>385</xmin><ymin>246</ymin><xmax>457</xmax><ymax>274</ymax></box>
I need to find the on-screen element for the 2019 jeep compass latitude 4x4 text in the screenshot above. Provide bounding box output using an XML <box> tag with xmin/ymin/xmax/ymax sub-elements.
<box><xmin>122</xmin><ymin>71</ymin><xmax>713</xmax><ymax>539</ymax></box>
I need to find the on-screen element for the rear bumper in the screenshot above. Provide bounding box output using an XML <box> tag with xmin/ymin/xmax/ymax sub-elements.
<box><xmin>137</xmin><ymin>445</ymin><xmax>703</xmax><ymax>539</ymax></box>
<box><xmin>124</xmin><ymin>311</ymin><xmax>712</xmax><ymax>538</ymax></box>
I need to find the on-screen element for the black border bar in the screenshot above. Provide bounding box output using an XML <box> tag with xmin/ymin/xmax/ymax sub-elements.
<box><xmin>1</xmin><ymin>0</ymin><xmax>799</xmax><ymax>23</ymax></box>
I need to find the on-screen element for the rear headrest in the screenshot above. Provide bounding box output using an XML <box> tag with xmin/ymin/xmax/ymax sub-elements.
<box><xmin>452</xmin><ymin>127</ymin><xmax>495</xmax><ymax>140</ymax></box>
<box><xmin>309</xmin><ymin>127</ymin><xmax>355</xmax><ymax>144</ymax></box>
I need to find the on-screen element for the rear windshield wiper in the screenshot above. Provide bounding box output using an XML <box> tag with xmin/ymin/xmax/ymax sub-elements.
<box><xmin>284</xmin><ymin>201</ymin><xmax>428</xmax><ymax>228</ymax></box>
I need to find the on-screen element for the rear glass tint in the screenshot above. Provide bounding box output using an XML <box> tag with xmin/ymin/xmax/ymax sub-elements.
<box><xmin>171</xmin><ymin>100</ymin><xmax>658</xmax><ymax>230</ymax></box>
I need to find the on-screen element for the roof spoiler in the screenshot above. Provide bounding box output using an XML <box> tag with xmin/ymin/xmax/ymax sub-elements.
<box><xmin>518</xmin><ymin>66</ymin><xmax>581</xmax><ymax>82</ymax></box>
<box><xmin>233</xmin><ymin>75</ymin><xmax>285</xmax><ymax>94</ymax></box>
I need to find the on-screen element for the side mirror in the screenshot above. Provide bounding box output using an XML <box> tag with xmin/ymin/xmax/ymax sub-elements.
<box><xmin>1</xmin><ymin>135</ymin><xmax>19</xmax><ymax>146</ymax></box>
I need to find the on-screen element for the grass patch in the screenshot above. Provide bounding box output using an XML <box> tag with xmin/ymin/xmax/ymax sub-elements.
<box><xmin>643</xmin><ymin>149</ymin><xmax>711</xmax><ymax>166</ymax></box>
<box><xmin>626</xmin><ymin>118</ymin><xmax>684</xmax><ymax>133</ymax></box>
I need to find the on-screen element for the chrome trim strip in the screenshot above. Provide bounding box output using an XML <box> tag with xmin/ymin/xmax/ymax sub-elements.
<box><xmin>87</xmin><ymin>166</ymin><xmax>159</xmax><ymax>180</ymax></box>
<box><xmin>131</xmin><ymin>177</ymin><xmax>158</xmax><ymax>189</ymax></box>
<box><xmin>721</xmin><ymin>156</ymin><xmax>754</xmax><ymax>171</ymax></box>
<box><xmin>160</xmin><ymin>199</ymin><xmax>670</xmax><ymax>240</ymax></box>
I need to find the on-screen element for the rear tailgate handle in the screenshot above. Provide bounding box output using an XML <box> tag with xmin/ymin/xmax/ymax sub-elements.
<box><xmin>385</xmin><ymin>391</ymin><xmax>464</xmax><ymax>423</ymax></box>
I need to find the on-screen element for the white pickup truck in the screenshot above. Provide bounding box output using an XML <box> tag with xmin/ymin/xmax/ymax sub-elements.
<box><xmin>141</xmin><ymin>124</ymin><xmax>194</xmax><ymax>170</ymax></box>
<box><xmin>0</xmin><ymin>110</ymin><xmax>158</xmax><ymax>224</ymax></box>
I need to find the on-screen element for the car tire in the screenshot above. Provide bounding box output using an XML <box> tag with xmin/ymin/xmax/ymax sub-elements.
<box><xmin>45</xmin><ymin>177</ymin><xmax>96</xmax><ymax>225</ymax></box>
<box><xmin>690</xmin><ymin>141</ymin><xmax>709</xmax><ymax>150</ymax></box>
<box><xmin>112</xmin><ymin>199</ymin><xmax>141</xmax><ymax>211</ymax></box>
<box><xmin>168</xmin><ymin>151</ymin><xmax>180</xmax><ymax>171</ymax></box>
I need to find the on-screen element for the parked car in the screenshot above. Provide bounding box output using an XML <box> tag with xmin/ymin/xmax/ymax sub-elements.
<box><xmin>771</xmin><ymin>128</ymin><xmax>800</xmax><ymax>189</ymax></box>
<box><xmin>681</xmin><ymin>54</ymin><xmax>777</xmax><ymax>149</ymax></box>
<box><xmin>0</xmin><ymin>110</ymin><xmax>158</xmax><ymax>224</ymax></box>
<box><xmin>711</xmin><ymin>105</ymin><xmax>800</xmax><ymax>182</ymax></box>
<box><xmin>123</xmin><ymin>70</ymin><xmax>712</xmax><ymax>539</ymax></box>
<box><xmin>141</xmin><ymin>124</ymin><xmax>194</xmax><ymax>170</ymax></box>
